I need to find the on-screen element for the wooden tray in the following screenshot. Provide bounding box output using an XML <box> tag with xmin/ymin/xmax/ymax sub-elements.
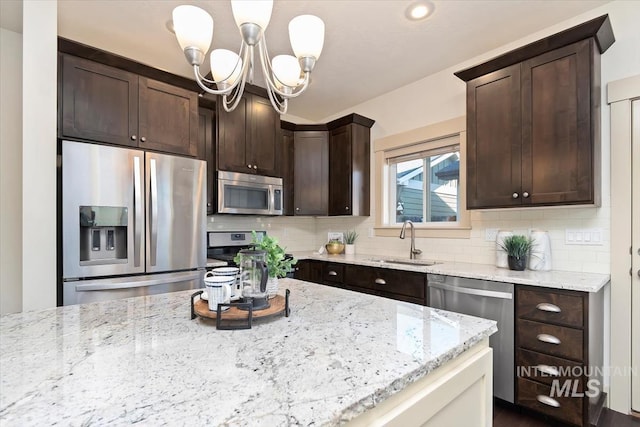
<box><xmin>190</xmin><ymin>290</ymin><xmax>290</xmax><ymax>330</ymax></box>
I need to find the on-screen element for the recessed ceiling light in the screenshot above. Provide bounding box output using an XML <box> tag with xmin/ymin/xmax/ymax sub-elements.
<box><xmin>405</xmin><ymin>1</ymin><xmax>435</xmax><ymax>21</ymax></box>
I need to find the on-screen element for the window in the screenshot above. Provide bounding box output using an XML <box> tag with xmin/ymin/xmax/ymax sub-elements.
<box><xmin>389</xmin><ymin>145</ymin><xmax>460</xmax><ymax>224</ymax></box>
<box><xmin>373</xmin><ymin>117</ymin><xmax>470</xmax><ymax>238</ymax></box>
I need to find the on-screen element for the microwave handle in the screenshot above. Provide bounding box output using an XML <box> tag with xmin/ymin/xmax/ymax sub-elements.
<box><xmin>269</xmin><ymin>185</ymin><xmax>275</xmax><ymax>213</ymax></box>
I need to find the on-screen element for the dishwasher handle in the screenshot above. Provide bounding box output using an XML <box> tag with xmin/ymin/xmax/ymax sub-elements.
<box><xmin>428</xmin><ymin>281</ymin><xmax>513</xmax><ymax>300</ymax></box>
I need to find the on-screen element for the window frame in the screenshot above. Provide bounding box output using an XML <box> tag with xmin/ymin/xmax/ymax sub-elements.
<box><xmin>374</xmin><ymin>116</ymin><xmax>470</xmax><ymax>238</ymax></box>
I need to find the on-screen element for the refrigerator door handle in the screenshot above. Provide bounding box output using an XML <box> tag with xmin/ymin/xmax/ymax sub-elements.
<box><xmin>149</xmin><ymin>158</ymin><xmax>158</xmax><ymax>266</ymax></box>
<box><xmin>133</xmin><ymin>156</ymin><xmax>143</xmax><ymax>267</ymax></box>
<box><xmin>74</xmin><ymin>271</ymin><xmax>203</xmax><ymax>291</ymax></box>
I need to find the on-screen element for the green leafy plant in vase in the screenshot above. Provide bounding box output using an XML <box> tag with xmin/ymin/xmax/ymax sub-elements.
<box><xmin>343</xmin><ymin>230</ymin><xmax>358</xmax><ymax>255</ymax></box>
<box><xmin>234</xmin><ymin>231</ymin><xmax>296</xmax><ymax>298</ymax></box>
<box><xmin>498</xmin><ymin>234</ymin><xmax>533</xmax><ymax>271</ymax></box>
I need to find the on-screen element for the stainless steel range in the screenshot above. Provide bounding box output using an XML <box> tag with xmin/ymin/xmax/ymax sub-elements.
<box><xmin>207</xmin><ymin>231</ymin><xmax>267</xmax><ymax>266</ymax></box>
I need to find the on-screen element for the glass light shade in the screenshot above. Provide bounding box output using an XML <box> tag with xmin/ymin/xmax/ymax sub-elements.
<box><xmin>172</xmin><ymin>5</ymin><xmax>214</xmax><ymax>54</ymax></box>
<box><xmin>231</xmin><ymin>0</ymin><xmax>273</xmax><ymax>30</ymax></box>
<box><xmin>289</xmin><ymin>15</ymin><xmax>325</xmax><ymax>60</ymax></box>
<box><xmin>210</xmin><ymin>49</ymin><xmax>243</xmax><ymax>85</ymax></box>
<box><xmin>272</xmin><ymin>55</ymin><xmax>301</xmax><ymax>88</ymax></box>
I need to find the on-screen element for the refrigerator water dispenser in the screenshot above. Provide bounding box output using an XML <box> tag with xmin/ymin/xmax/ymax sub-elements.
<box><xmin>79</xmin><ymin>206</ymin><xmax>128</xmax><ymax>265</ymax></box>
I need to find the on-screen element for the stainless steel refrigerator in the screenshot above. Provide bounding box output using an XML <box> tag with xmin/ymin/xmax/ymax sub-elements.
<box><xmin>61</xmin><ymin>140</ymin><xmax>206</xmax><ymax>305</ymax></box>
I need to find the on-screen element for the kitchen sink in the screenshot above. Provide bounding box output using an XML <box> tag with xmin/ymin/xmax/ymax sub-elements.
<box><xmin>365</xmin><ymin>258</ymin><xmax>441</xmax><ymax>267</ymax></box>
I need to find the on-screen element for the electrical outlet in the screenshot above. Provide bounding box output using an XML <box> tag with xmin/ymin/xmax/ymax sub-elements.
<box><xmin>485</xmin><ymin>228</ymin><xmax>499</xmax><ymax>242</ymax></box>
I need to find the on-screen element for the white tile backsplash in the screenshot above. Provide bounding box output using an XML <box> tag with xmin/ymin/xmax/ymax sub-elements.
<box><xmin>206</xmin><ymin>204</ymin><xmax>610</xmax><ymax>274</ymax></box>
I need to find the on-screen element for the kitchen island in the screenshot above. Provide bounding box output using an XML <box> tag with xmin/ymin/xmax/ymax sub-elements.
<box><xmin>0</xmin><ymin>279</ymin><xmax>496</xmax><ymax>426</ymax></box>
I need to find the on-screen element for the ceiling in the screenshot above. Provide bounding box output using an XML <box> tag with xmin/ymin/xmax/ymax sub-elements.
<box><xmin>2</xmin><ymin>0</ymin><xmax>610</xmax><ymax>121</ymax></box>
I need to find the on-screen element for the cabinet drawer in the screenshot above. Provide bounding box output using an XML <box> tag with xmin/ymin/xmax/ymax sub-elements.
<box><xmin>344</xmin><ymin>265</ymin><xmax>426</xmax><ymax>300</ymax></box>
<box><xmin>517</xmin><ymin>319</ymin><xmax>583</xmax><ymax>362</ymax></box>
<box><xmin>323</xmin><ymin>263</ymin><xmax>345</xmax><ymax>284</ymax></box>
<box><xmin>517</xmin><ymin>287</ymin><xmax>584</xmax><ymax>328</ymax></box>
<box><xmin>517</xmin><ymin>377</ymin><xmax>583</xmax><ymax>426</ymax></box>
<box><xmin>517</xmin><ymin>348</ymin><xmax>583</xmax><ymax>389</ymax></box>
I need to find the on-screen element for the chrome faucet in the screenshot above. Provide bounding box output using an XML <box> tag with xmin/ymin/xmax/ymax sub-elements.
<box><xmin>399</xmin><ymin>220</ymin><xmax>422</xmax><ymax>259</ymax></box>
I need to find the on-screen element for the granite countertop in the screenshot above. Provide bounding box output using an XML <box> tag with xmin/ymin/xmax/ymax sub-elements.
<box><xmin>290</xmin><ymin>252</ymin><xmax>610</xmax><ymax>293</ymax></box>
<box><xmin>206</xmin><ymin>258</ymin><xmax>229</xmax><ymax>268</ymax></box>
<box><xmin>0</xmin><ymin>279</ymin><xmax>496</xmax><ymax>426</ymax></box>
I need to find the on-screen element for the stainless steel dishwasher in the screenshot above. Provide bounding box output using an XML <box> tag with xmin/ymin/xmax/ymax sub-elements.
<box><xmin>427</xmin><ymin>274</ymin><xmax>514</xmax><ymax>403</ymax></box>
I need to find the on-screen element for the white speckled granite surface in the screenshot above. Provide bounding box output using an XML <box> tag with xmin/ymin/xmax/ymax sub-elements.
<box><xmin>0</xmin><ymin>279</ymin><xmax>496</xmax><ymax>426</ymax></box>
<box><xmin>291</xmin><ymin>252</ymin><xmax>610</xmax><ymax>293</ymax></box>
<box><xmin>206</xmin><ymin>258</ymin><xmax>229</xmax><ymax>268</ymax></box>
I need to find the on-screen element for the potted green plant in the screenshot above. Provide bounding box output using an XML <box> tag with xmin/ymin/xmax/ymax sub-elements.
<box><xmin>344</xmin><ymin>230</ymin><xmax>358</xmax><ymax>255</ymax></box>
<box><xmin>234</xmin><ymin>231</ymin><xmax>296</xmax><ymax>298</ymax></box>
<box><xmin>498</xmin><ymin>234</ymin><xmax>533</xmax><ymax>271</ymax></box>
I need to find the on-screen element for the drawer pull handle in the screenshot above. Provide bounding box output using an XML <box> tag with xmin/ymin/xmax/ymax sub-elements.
<box><xmin>328</xmin><ymin>271</ymin><xmax>338</xmax><ymax>276</ymax></box>
<box><xmin>537</xmin><ymin>334</ymin><xmax>561</xmax><ymax>345</ymax></box>
<box><xmin>536</xmin><ymin>395</ymin><xmax>561</xmax><ymax>408</ymax></box>
<box><xmin>375</xmin><ymin>278</ymin><xmax>386</xmax><ymax>285</ymax></box>
<box><xmin>535</xmin><ymin>364</ymin><xmax>560</xmax><ymax>376</ymax></box>
<box><xmin>536</xmin><ymin>303</ymin><xmax>561</xmax><ymax>313</ymax></box>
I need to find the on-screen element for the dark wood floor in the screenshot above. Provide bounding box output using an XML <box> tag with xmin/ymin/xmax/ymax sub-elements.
<box><xmin>493</xmin><ymin>401</ymin><xmax>640</xmax><ymax>427</ymax></box>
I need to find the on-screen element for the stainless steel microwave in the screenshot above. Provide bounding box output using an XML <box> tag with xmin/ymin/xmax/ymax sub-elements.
<box><xmin>217</xmin><ymin>171</ymin><xmax>283</xmax><ymax>215</ymax></box>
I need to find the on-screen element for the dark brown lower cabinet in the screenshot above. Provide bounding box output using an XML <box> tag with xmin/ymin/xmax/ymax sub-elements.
<box><xmin>515</xmin><ymin>285</ymin><xmax>605</xmax><ymax>427</ymax></box>
<box><xmin>293</xmin><ymin>260</ymin><xmax>427</xmax><ymax>306</ymax></box>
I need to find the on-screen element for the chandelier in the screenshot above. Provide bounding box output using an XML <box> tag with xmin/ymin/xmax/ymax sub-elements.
<box><xmin>172</xmin><ymin>1</ymin><xmax>325</xmax><ymax>114</ymax></box>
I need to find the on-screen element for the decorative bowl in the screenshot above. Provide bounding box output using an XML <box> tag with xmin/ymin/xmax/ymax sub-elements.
<box><xmin>325</xmin><ymin>242</ymin><xmax>345</xmax><ymax>255</ymax></box>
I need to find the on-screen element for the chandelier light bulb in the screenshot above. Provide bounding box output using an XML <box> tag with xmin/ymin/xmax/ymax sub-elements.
<box><xmin>210</xmin><ymin>49</ymin><xmax>243</xmax><ymax>86</ymax></box>
<box><xmin>231</xmin><ymin>0</ymin><xmax>273</xmax><ymax>31</ymax></box>
<box><xmin>289</xmin><ymin>15</ymin><xmax>325</xmax><ymax>60</ymax></box>
<box><xmin>172</xmin><ymin>5</ymin><xmax>213</xmax><ymax>54</ymax></box>
<box><xmin>272</xmin><ymin>55</ymin><xmax>302</xmax><ymax>88</ymax></box>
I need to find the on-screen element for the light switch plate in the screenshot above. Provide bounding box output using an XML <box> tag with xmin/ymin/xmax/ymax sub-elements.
<box><xmin>565</xmin><ymin>228</ymin><xmax>604</xmax><ymax>245</ymax></box>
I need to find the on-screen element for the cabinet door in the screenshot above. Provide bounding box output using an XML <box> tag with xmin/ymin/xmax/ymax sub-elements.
<box><xmin>61</xmin><ymin>55</ymin><xmax>138</xmax><ymax>146</ymax></box>
<box><xmin>217</xmin><ymin>95</ymin><xmax>249</xmax><ymax>173</ymax></box>
<box><xmin>282</xmin><ymin>128</ymin><xmax>295</xmax><ymax>215</ymax></box>
<box><xmin>521</xmin><ymin>40</ymin><xmax>594</xmax><ymax>205</ymax></box>
<box><xmin>249</xmin><ymin>95</ymin><xmax>280</xmax><ymax>177</ymax></box>
<box><xmin>198</xmin><ymin>107</ymin><xmax>215</xmax><ymax>214</ymax></box>
<box><xmin>467</xmin><ymin>64</ymin><xmax>522</xmax><ymax>208</ymax></box>
<box><xmin>293</xmin><ymin>131</ymin><xmax>328</xmax><ymax>215</ymax></box>
<box><xmin>138</xmin><ymin>77</ymin><xmax>198</xmax><ymax>156</ymax></box>
<box><xmin>329</xmin><ymin>125</ymin><xmax>353</xmax><ymax>215</ymax></box>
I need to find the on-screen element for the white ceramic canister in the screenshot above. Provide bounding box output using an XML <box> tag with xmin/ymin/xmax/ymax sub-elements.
<box><xmin>495</xmin><ymin>231</ymin><xmax>513</xmax><ymax>268</ymax></box>
<box><xmin>529</xmin><ymin>230</ymin><xmax>552</xmax><ymax>271</ymax></box>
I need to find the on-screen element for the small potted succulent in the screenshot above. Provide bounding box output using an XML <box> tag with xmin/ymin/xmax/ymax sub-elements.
<box><xmin>499</xmin><ymin>234</ymin><xmax>533</xmax><ymax>271</ymax></box>
<box><xmin>343</xmin><ymin>230</ymin><xmax>358</xmax><ymax>255</ymax></box>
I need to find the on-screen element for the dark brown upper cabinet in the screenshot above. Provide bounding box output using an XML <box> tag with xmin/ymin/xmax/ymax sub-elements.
<box><xmin>283</xmin><ymin>113</ymin><xmax>375</xmax><ymax>217</ymax></box>
<box><xmin>281</xmin><ymin>128</ymin><xmax>295</xmax><ymax>216</ymax></box>
<box><xmin>293</xmin><ymin>130</ymin><xmax>329</xmax><ymax>216</ymax></box>
<box><xmin>328</xmin><ymin>115</ymin><xmax>374</xmax><ymax>216</ymax></box>
<box><xmin>60</xmin><ymin>54</ymin><xmax>199</xmax><ymax>157</ymax></box>
<box><xmin>456</xmin><ymin>15</ymin><xmax>614</xmax><ymax>209</ymax></box>
<box><xmin>216</xmin><ymin>92</ymin><xmax>281</xmax><ymax>177</ymax></box>
<box><xmin>198</xmin><ymin>107</ymin><xmax>215</xmax><ymax>214</ymax></box>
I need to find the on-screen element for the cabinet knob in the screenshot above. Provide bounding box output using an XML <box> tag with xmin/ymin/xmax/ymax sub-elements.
<box><xmin>207</xmin><ymin>203</ymin><xmax>212</xmax><ymax>207</ymax></box>
<box><xmin>248</xmin><ymin>164</ymin><xmax>252</xmax><ymax>168</ymax></box>
<box><xmin>131</xmin><ymin>135</ymin><xmax>137</xmax><ymax>141</ymax></box>
<box><xmin>345</xmin><ymin>206</ymin><xmax>349</xmax><ymax>211</ymax></box>
<box><xmin>296</xmin><ymin>207</ymin><xmax>300</xmax><ymax>211</ymax></box>
<box><xmin>374</xmin><ymin>278</ymin><xmax>386</xmax><ymax>285</ymax></box>
<box><xmin>512</xmin><ymin>192</ymin><xmax>519</xmax><ymax>199</ymax></box>
<box><xmin>328</xmin><ymin>271</ymin><xmax>338</xmax><ymax>276</ymax></box>
<box><xmin>253</xmin><ymin>165</ymin><xmax>257</xmax><ymax>170</ymax></box>
<box><xmin>523</xmin><ymin>191</ymin><xmax>530</xmax><ymax>198</ymax></box>
<box><xmin>140</xmin><ymin>136</ymin><xmax>146</xmax><ymax>142</ymax></box>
